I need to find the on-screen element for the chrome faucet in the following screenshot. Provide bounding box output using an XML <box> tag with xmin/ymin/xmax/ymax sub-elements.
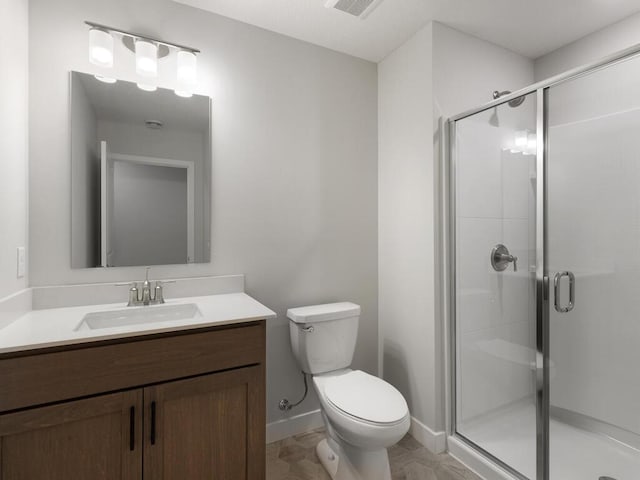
<box><xmin>118</xmin><ymin>267</ymin><xmax>175</xmax><ymax>307</ymax></box>
<box><xmin>141</xmin><ymin>267</ymin><xmax>152</xmax><ymax>305</ymax></box>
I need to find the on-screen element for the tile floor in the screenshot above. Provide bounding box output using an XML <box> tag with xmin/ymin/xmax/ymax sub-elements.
<box><xmin>266</xmin><ymin>428</ymin><xmax>483</xmax><ymax>480</ymax></box>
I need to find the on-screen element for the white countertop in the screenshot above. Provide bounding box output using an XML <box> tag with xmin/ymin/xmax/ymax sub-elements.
<box><xmin>0</xmin><ymin>292</ymin><xmax>276</xmax><ymax>355</ymax></box>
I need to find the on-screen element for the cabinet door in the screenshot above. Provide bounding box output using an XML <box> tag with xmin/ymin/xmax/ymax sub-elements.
<box><xmin>0</xmin><ymin>390</ymin><xmax>142</xmax><ymax>480</ymax></box>
<box><xmin>144</xmin><ymin>366</ymin><xmax>265</xmax><ymax>480</ymax></box>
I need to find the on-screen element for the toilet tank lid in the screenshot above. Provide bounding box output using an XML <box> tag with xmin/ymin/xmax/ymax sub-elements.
<box><xmin>286</xmin><ymin>302</ymin><xmax>361</xmax><ymax>324</ymax></box>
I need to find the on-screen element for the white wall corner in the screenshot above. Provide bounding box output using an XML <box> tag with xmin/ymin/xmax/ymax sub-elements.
<box><xmin>409</xmin><ymin>416</ymin><xmax>446</xmax><ymax>454</ymax></box>
<box><xmin>266</xmin><ymin>409</ymin><xmax>324</xmax><ymax>444</ymax></box>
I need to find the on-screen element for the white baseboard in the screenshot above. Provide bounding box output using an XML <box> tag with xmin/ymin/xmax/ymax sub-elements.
<box><xmin>266</xmin><ymin>411</ymin><xmax>447</xmax><ymax>455</ymax></box>
<box><xmin>266</xmin><ymin>409</ymin><xmax>324</xmax><ymax>444</ymax></box>
<box><xmin>409</xmin><ymin>416</ymin><xmax>446</xmax><ymax>454</ymax></box>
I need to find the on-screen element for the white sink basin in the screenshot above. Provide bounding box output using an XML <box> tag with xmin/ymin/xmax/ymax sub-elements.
<box><xmin>75</xmin><ymin>303</ymin><xmax>202</xmax><ymax>331</ymax></box>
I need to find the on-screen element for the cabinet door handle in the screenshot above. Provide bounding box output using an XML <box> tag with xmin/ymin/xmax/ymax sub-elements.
<box><xmin>150</xmin><ymin>401</ymin><xmax>157</xmax><ymax>445</ymax></box>
<box><xmin>129</xmin><ymin>406</ymin><xmax>135</xmax><ymax>451</ymax></box>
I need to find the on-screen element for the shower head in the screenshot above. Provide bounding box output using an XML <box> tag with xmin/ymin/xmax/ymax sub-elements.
<box><xmin>489</xmin><ymin>107</ymin><xmax>500</xmax><ymax>127</ymax></box>
<box><xmin>492</xmin><ymin>90</ymin><xmax>526</xmax><ymax>108</ymax></box>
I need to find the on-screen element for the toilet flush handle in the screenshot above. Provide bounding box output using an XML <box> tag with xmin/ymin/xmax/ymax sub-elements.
<box><xmin>301</xmin><ymin>325</ymin><xmax>314</xmax><ymax>333</ymax></box>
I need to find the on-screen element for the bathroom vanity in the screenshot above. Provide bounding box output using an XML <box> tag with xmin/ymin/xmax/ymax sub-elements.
<box><xmin>0</xmin><ymin>293</ymin><xmax>274</xmax><ymax>479</ymax></box>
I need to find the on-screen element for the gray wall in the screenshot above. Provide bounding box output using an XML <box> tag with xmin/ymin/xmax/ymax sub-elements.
<box><xmin>0</xmin><ymin>0</ymin><xmax>29</xmax><ymax>299</ymax></box>
<box><xmin>378</xmin><ymin>23</ymin><xmax>437</xmax><ymax>435</ymax></box>
<box><xmin>28</xmin><ymin>0</ymin><xmax>378</xmax><ymax>424</ymax></box>
<box><xmin>378</xmin><ymin>21</ymin><xmax>534</xmax><ymax>443</ymax></box>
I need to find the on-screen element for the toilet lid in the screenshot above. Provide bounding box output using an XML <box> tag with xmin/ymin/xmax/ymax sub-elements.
<box><xmin>323</xmin><ymin>370</ymin><xmax>408</xmax><ymax>424</ymax></box>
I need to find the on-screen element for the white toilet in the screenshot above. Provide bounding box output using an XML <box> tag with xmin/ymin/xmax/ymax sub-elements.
<box><xmin>287</xmin><ymin>302</ymin><xmax>410</xmax><ymax>480</ymax></box>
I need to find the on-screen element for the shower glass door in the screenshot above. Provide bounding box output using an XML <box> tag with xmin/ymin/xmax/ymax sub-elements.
<box><xmin>453</xmin><ymin>91</ymin><xmax>539</xmax><ymax>479</ymax></box>
<box><xmin>546</xmin><ymin>53</ymin><xmax>640</xmax><ymax>480</ymax></box>
<box><xmin>451</xmin><ymin>45</ymin><xmax>640</xmax><ymax>480</ymax></box>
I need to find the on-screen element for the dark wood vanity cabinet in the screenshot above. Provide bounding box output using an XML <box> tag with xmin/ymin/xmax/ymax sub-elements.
<box><xmin>0</xmin><ymin>321</ymin><xmax>266</xmax><ymax>480</ymax></box>
<box><xmin>144</xmin><ymin>366</ymin><xmax>263</xmax><ymax>480</ymax></box>
<box><xmin>0</xmin><ymin>390</ymin><xmax>142</xmax><ymax>480</ymax></box>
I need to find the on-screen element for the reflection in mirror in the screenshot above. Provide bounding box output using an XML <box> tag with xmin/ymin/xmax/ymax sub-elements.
<box><xmin>70</xmin><ymin>71</ymin><xmax>211</xmax><ymax>268</ymax></box>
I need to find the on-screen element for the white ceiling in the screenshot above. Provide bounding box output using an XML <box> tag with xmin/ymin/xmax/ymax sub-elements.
<box><xmin>173</xmin><ymin>0</ymin><xmax>640</xmax><ymax>62</ymax></box>
<box><xmin>76</xmin><ymin>72</ymin><xmax>210</xmax><ymax>132</ymax></box>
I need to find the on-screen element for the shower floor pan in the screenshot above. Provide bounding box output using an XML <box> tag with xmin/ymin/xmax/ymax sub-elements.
<box><xmin>460</xmin><ymin>402</ymin><xmax>640</xmax><ymax>480</ymax></box>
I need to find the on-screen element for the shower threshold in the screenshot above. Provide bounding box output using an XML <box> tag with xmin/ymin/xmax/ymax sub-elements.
<box><xmin>456</xmin><ymin>402</ymin><xmax>640</xmax><ymax>480</ymax></box>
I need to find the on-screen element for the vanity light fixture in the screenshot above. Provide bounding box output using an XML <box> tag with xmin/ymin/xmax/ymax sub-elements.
<box><xmin>135</xmin><ymin>39</ymin><xmax>158</xmax><ymax>77</ymax></box>
<box><xmin>175</xmin><ymin>50</ymin><xmax>197</xmax><ymax>97</ymax></box>
<box><xmin>88</xmin><ymin>27</ymin><xmax>114</xmax><ymax>67</ymax></box>
<box><xmin>85</xmin><ymin>21</ymin><xmax>200</xmax><ymax>96</ymax></box>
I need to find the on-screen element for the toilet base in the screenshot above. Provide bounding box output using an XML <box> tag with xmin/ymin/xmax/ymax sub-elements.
<box><xmin>316</xmin><ymin>438</ymin><xmax>341</xmax><ymax>478</ymax></box>
<box><xmin>316</xmin><ymin>436</ymin><xmax>392</xmax><ymax>480</ymax></box>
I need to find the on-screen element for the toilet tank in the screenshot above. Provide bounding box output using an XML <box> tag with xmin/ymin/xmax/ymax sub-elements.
<box><xmin>287</xmin><ymin>302</ymin><xmax>361</xmax><ymax>374</ymax></box>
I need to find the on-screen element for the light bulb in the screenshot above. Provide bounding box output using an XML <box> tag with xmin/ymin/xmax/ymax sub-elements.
<box><xmin>175</xmin><ymin>51</ymin><xmax>197</xmax><ymax>98</ymax></box>
<box><xmin>89</xmin><ymin>28</ymin><xmax>114</xmax><ymax>68</ymax></box>
<box><xmin>135</xmin><ymin>40</ymin><xmax>158</xmax><ymax>77</ymax></box>
<box><xmin>177</xmin><ymin>51</ymin><xmax>197</xmax><ymax>84</ymax></box>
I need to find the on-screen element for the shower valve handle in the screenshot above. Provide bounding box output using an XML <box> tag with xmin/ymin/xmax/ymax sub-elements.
<box><xmin>502</xmin><ymin>253</ymin><xmax>518</xmax><ymax>272</ymax></box>
<box><xmin>491</xmin><ymin>244</ymin><xmax>518</xmax><ymax>272</ymax></box>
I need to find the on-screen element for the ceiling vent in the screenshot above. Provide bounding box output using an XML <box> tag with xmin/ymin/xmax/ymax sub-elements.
<box><xmin>145</xmin><ymin>120</ymin><xmax>164</xmax><ymax>129</ymax></box>
<box><xmin>325</xmin><ymin>0</ymin><xmax>384</xmax><ymax>19</ymax></box>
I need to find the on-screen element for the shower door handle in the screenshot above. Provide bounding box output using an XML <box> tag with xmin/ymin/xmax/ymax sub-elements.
<box><xmin>554</xmin><ymin>271</ymin><xmax>575</xmax><ymax>313</ymax></box>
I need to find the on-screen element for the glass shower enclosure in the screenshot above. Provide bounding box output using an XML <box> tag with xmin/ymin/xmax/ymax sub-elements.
<box><xmin>446</xmin><ymin>44</ymin><xmax>640</xmax><ymax>480</ymax></box>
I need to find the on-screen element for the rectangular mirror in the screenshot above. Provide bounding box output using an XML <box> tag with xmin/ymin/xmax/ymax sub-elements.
<box><xmin>70</xmin><ymin>71</ymin><xmax>211</xmax><ymax>268</ymax></box>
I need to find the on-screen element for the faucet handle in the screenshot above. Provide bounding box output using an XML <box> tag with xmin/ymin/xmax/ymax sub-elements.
<box><xmin>115</xmin><ymin>282</ymin><xmax>139</xmax><ymax>306</ymax></box>
<box><xmin>153</xmin><ymin>280</ymin><xmax>175</xmax><ymax>304</ymax></box>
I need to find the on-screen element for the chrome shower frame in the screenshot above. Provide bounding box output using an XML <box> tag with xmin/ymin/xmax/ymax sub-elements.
<box><xmin>441</xmin><ymin>41</ymin><xmax>640</xmax><ymax>480</ymax></box>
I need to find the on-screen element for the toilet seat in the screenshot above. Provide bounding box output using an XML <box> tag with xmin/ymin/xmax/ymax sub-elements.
<box><xmin>321</xmin><ymin>370</ymin><xmax>408</xmax><ymax>425</ymax></box>
<box><xmin>313</xmin><ymin>369</ymin><xmax>411</xmax><ymax>451</ymax></box>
